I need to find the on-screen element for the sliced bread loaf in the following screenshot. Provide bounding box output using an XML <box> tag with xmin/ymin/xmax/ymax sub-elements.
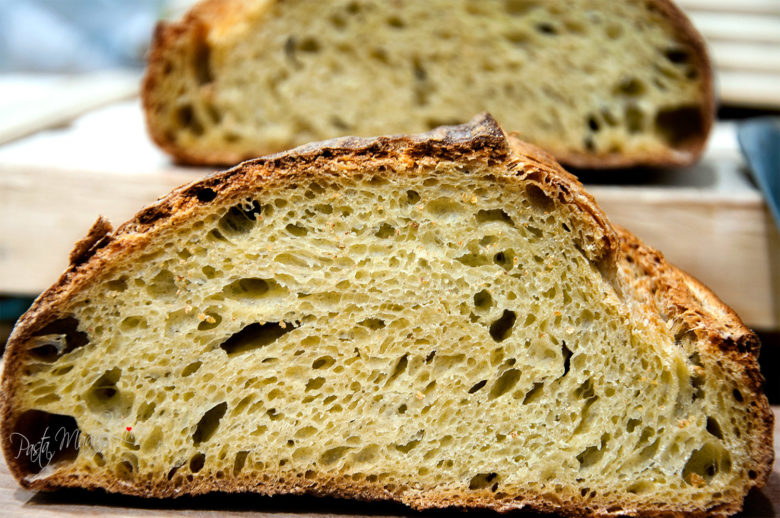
<box><xmin>142</xmin><ymin>0</ymin><xmax>714</xmax><ymax>169</ymax></box>
<box><xmin>1</xmin><ymin>115</ymin><xmax>769</xmax><ymax>517</ymax></box>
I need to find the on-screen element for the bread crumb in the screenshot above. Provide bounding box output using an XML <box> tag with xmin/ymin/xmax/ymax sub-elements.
<box><xmin>689</xmin><ymin>473</ymin><xmax>705</xmax><ymax>487</ymax></box>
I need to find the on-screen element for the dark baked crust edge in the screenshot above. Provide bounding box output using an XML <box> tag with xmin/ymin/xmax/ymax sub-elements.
<box><xmin>141</xmin><ymin>0</ymin><xmax>715</xmax><ymax>169</ymax></box>
<box><xmin>613</xmin><ymin>226</ymin><xmax>774</xmax><ymax>497</ymax></box>
<box><xmin>1</xmin><ymin>115</ymin><xmax>769</xmax><ymax>518</ymax></box>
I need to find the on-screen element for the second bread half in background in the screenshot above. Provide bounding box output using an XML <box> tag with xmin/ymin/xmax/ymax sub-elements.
<box><xmin>142</xmin><ymin>0</ymin><xmax>714</xmax><ymax>169</ymax></box>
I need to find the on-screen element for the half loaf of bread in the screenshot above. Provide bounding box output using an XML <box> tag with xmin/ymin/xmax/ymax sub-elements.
<box><xmin>1</xmin><ymin>115</ymin><xmax>770</xmax><ymax>517</ymax></box>
<box><xmin>142</xmin><ymin>0</ymin><xmax>714</xmax><ymax>169</ymax></box>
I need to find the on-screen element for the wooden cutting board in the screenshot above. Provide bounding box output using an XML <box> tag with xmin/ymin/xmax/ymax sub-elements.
<box><xmin>0</xmin><ymin>407</ymin><xmax>778</xmax><ymax>517</ymax></box>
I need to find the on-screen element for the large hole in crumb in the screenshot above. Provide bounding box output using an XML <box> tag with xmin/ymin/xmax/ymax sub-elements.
<box><xmin>218</xmin><ymin>201</ymin><xmax>262</xmax><ymax>236</ymax></box>
<box><xmin>394</xmin><ymin>437</ymin><xmax>421</xmax><ymax>454</ymax></box>
<box><xmin>468</xmin><ymin>380</ymin><xmax>487</xmax><ymax>394</ymax></box>
<box><xmin>195</xmin><ymin>188</ymin><xmax>217</xmax><ymax>202</ymax></box>
<box><xmin>147</xmin><ymin>270</ymin><xmax>177</xmax><ymax>298</ymax></box>
<box><xmin>286</xmin><ymin>223</ymin><xmax>308</xmax><ymax>237</ymax></box>
<box><xmin>190</xmin><ymin>452</ymin><xmax>206</xmax><ymax>473</ymax></box>
<box><xmin>476</xmin><ymin>209</ymin><xmax>514</xmax><ymax>226</ymax></box>
<box><xmin>456</xmin><ymin>252</ymin><xmax>490</xmax><ymax>267</ymax></box>
<box><xmin>683</xmin><ymin>442</ymin><xmax>731</xmax><ymax>485</ymax></box>
<box><xmin>193</xmin><ymin>31</ymin><xmax>213</xmax><ymax>85</ymax></box>
<box><xmin>175</xmin><ymin>104</ymin><xmax>203</xmax><ymax>136</ymax></box>
<box><xmin>706</xmin><ymin>417</ymin><xmax>723</xmax><ymax>440</ymax></box>
<box><xmin>493</xmin><ymin>250</ymin><xmax>515</xmax><ymax>271</ymax></box>
<box><xmin>577</xmin><ymin>434</ymin><xmax>609</xmax><ymax>468</ymax></box>
<box><xmin>10</xmin><ymin>410</ymin><xmax>80</xmax><ymax>475</ymax></box>
<box><xmin>117</xmin><ymin>458</ymin><xmax>135</xmax><ymax>480</ymax></box>
<box><xmin>319</xmin><ymin>446</ymin><xmax>351</xmax><ymax>466</ymax></box>
<box><xmin>359</xmin><ymin>318</ymin><xmax>386</xmax><ymax>330</ymax></box>
<box><xmin>182</xmin><ymin>361</ymin><xmax>202</xmax><ymax>377</ymax></box>
<box><xmin>386</xmin><ymin>354</ymin><xmax>409</xmax><ymax>384</ymax></box>
<box><xmin>522</xmin><ymin>382</ymin><xmax>544</xmax><ymax>404</ymax></box>
<box><xmin>525</xmin><ymin>184</ymin><xmax>554</xmax><ymax>212</ymax></box>
<box><xmin>220</xmin><ymin>322</ymin><xmax>297</xmax><ymax>356</ymax></box>
<box><xmin>577</xmin><ymin>445</ymin><xmax>602</xmax><ymax>468</ymax></box>
<box><xmin>312</xmin><ymin>356</ymin><xmax>335</xmax><ymax>369</ymax></box>
<box><xmin>473</xmin><ymin>290</ymin><xmax>493</xmax><ymax>311</ymax></box>
<box><xmin>85</xmin><ymin>367</ymin><xmax>133</xmax><ymax>418</ymax></box>
<box><xmin>193</xmin><ymin>402</ymin><xmax>227</xmax><ymax>445</ymax></box>
<box><xmin>27</xmin><ymin>317</ymin><xmax>89</xmax><ymax>362</ymax></box>
<box><xmin>664</xmin><ymin>47</ymin><xmax>689</xmax><ymax>65</ymax></box>
<box><xmin>614</xmin><ymin>77</ymin><xmax>646</xmax><ymax>97</ymax></box>
<box><xmin>561</xmin><ymin>342</ymin><xmax>573</xmax><ymax>377</ymax></box>
<box><xmin>625</xmin><ymin>104</ymin><xmax>645</xmax><ymax>134</ymax></box>
<box><xmin>233</xmin><ymin>451</ymin><xmax>249</xmax><ymax>474</ymax></box>
<box><xmin>489</xmin><ymin>310</ymin><xmax>516</xmax><ymax>342</ymax></box>
<box><xmin>137</xmin><ymin>402</ymin><xmax>156</xmax><ymax>422</ymax></box>
<box><xmin>654</xmin><ymin>106</ymin><xmax>705</xmax><ymax>149</ymax></box>
<box><xmin>375</xmin><ymin>223</ymin><xmax>395</xmax><ymax>239</ymax></box>
<box><xmin>306</xmin><ymin>377</ymin><xmax>325</xmax><ymax>391</ymax></box>
<box><xmin>387</xmin><ymin>16</ymin><xmax>405</xmax><ymax>28</ymax></box>
<box><xmin>535</xmin><ymin>22</ymin><xmax>557</xmax><ymax>35</ymax></box>
<box><xmin>222</xmin><ymin>278</ymin><xmax>280</xmax><ymax>300</ymax></box>
<box><xmin>299</xmin><ymin>37</ymin><xmax>321</xmax><ymax>53</ymax></box>
<box><xmin>489</xmin><ymin>368</ymin><xmax>521</xmax><ymax>400</ymax></box>
<box><xmin>469</xmin><ymin>472</ymin><xmax>499</xmax><ymax>490</ymax></box>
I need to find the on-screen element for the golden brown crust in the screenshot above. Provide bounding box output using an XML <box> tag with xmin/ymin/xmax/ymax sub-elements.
<box><xmin>142</xmin><ymin>0</ymin><xmax>715</xmax><ymax>169</ymax></box>
<box><xmin>68</xmin><ymin>217</ymin><xmax>113</xmax><ymax>266</ymax></box>
<box><xmin>0</xmin><ymin>114</ymin><xmax>769</xmax><ymax>517</ymax></box>
<box><xmin>613</xmin><ymin>227</ymin><xmax>774</xmax><ymax>495</ymax></box>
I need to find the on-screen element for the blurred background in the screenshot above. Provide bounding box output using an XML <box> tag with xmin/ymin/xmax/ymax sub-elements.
<box><xmin>0</xmin><ymin>0</ymin><xmax>778</xmax><ymax>396</ymax></box>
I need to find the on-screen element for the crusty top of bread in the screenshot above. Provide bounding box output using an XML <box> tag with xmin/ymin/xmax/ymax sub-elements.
<box><xmin>1</xmin><ymin>115</ymin><xmax>770</xmax><ymax>517</ymax></box>
<box><xmin>142</xmin><ymin>0</ymin><xmax>714</xmax><ymax>169</ymax></box>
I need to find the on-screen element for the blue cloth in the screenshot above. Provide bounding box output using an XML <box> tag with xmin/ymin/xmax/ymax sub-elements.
<box><xmin>738</xmin><ymin>118</ymin><xmax>780</xmax><ymax>232</ymax></box>
<box><xmin>0</xmin><ymin>0</ymin><xmax>163</xmax><ymax>72</ymax></box>
<box><xmin>0</xmin><ymin>297</ymin><xmax>35</xmax><ymax>321</ymax></box>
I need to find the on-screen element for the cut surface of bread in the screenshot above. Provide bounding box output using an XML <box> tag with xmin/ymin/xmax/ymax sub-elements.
<box><xmin>142</xmin><ymin>0</ymin><xmax>714</xmax><ymax>169</ymax></box>
<box><xmin>1</xmin><ymin>115</ymin><xmax>770</xmax><ymax>517</ymax></box>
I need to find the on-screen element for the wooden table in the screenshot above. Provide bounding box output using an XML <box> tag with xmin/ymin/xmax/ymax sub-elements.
<box><xmin>0</xmin><ymin>408</ymin><xmax>778</xmax><ymax>517</ymax></box>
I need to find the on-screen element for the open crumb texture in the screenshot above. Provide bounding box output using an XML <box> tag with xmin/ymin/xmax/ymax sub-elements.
<box><xmin>142</xmin><ymin>0</ymin><xmax>714</xmax><ymax>168</ymax></box>
<box><xmin>0</xmin><ymin>115</ymin><xmax>770</xmax><ymax>518</ymax></box>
